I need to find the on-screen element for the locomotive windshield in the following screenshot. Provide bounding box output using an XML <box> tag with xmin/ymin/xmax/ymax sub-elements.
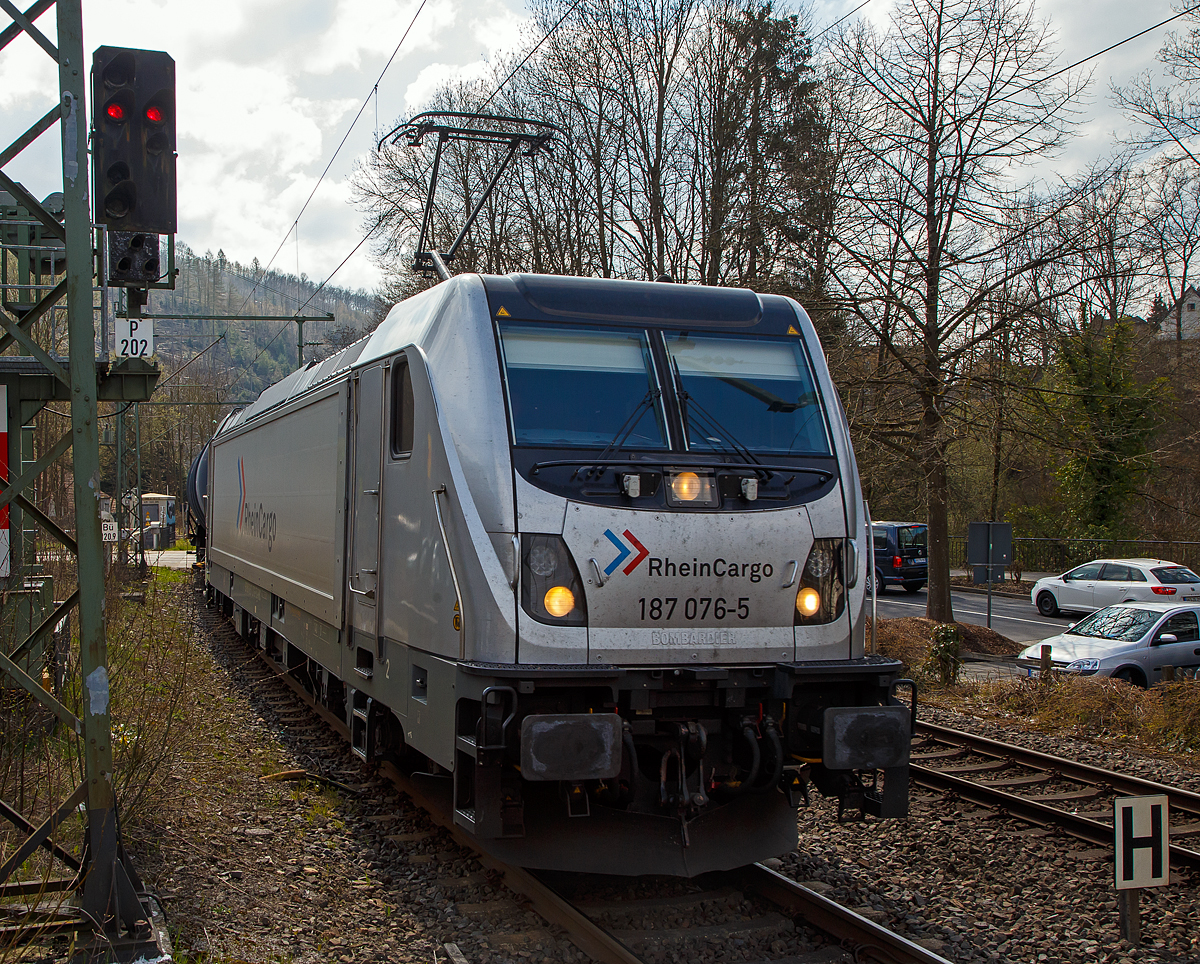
<box><xmin>664</xmin><ymin>335</ymin><xmax>831</xmax><ymax>456</ymax></box>
<box><xmin>499</xmin><ymin>326</ymin><xmax>669</xmax><ymax>449</ymax></box>
<box><xmin>499</xmin><ymin>322</ymin><xmax>833</xmax><ymax>456</ymax></box>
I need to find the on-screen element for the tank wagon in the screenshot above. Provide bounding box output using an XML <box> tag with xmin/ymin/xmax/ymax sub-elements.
<box><xmin>190</xmin><ymin>273</ymin><xmax>913</xmax><ymax>876</ymax></box>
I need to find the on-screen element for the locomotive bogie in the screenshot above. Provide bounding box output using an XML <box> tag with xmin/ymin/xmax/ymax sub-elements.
<box><xmin>196</xmin><ymin>273</ymin><xmax>912</xmax><ymax>876</ymax></box>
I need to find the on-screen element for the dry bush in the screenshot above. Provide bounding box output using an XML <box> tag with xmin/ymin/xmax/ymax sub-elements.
<box><xmin>954</xmin><ymin>675</ymin><xmax>1200</xmax><ymax>754</ymax></box>
<box><xmin>869</xmin><ymin>616</ymin><xmax>1023</xmax><ymax>675</ymax></box>
<box><xmin>0</xmin><ymin>567</ymin><xmax>200</xmax><ymax>958</ymax></box>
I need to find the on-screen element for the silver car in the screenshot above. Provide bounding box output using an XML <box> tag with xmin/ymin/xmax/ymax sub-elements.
<box><xmin>1030</xmin><ymin>558</ymin><xmax>1200</xmax><ymax>617</ymax></box>
<box><xmin>1018</xmin><ymin>602</ymin><xmax>1200</xmax><ymax>686</ymax></box>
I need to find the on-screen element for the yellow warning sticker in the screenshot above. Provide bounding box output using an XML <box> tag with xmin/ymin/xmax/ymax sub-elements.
<box><xmin>787</xmin><ymin>325</ymin><xmax>800</xmax><ymax>335</ymax></box>
<box><xmin>496</xmin><ymin>306</ymin><xmax>510</xmax><ymax>317</ymax></box>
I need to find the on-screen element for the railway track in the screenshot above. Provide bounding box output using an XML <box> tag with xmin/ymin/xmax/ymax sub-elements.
<box><xmin>201</xmin><ymin>590</ymin><xmax>953</xmax><ymax>964</ymax></box>
<box><xmin>911</xmin><ymin>721</ymin><xmax>1200</xmax><ymax>871</ymax></box>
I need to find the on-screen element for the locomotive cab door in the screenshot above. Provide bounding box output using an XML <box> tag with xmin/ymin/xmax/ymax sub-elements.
<box><xmin>349</xmin><ymin>363</ymin><xmax>386</xmax><ymax>637</ymax></box>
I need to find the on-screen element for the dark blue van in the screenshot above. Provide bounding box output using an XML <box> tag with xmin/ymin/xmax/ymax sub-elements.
<box><xmin>870</xmin><ymin>522</ymin><xmax>928</xmax><ymax>594</ymax></box>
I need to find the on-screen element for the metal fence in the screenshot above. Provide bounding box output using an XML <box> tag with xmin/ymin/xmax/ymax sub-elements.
<box><xmin>948</xmin><ymin>537</ymin><xmax>1200</xmax><ymax>576</ymax></box>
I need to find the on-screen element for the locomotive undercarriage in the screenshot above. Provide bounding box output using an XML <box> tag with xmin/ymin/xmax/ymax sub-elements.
<box><xmin>214</xmin><ymin>585</ymin><xmax>911</xmax><ymax>875</ymax></box>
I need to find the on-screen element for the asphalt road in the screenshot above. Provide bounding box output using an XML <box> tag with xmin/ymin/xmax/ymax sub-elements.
<box><xmin>871</xmin><ymin>585</ymin><xmax>1072</xmax><ymax>646</ymax></box>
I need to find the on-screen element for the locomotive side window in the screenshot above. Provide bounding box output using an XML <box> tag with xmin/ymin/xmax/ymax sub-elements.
<box><xmin>498</xmin><ymin>326</ymin><xmax>668</xmax><ymax>450</ymax></box>
<box><xmin>390</xmin><ymin>358</ymin><xmax>415</xmax><ymax>457</ymax></box>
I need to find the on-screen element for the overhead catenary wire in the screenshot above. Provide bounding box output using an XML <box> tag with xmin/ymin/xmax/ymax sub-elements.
<box><xmin>195</xmin><ymin>0</ymin><xmax>1200</xmax><ymax>405</ymax></box>
<box><xmin>477</xmin><ymin>0</ymin><xmax>587</xmax><ymax>113</ymax></box>
<box><xmin>812</xmin><ymin>0</ymin><xmax>873</xmax><ymax>41</ymax></box>
<box><xmin>234</xmin><ymin>0</ymin><xmax>431</xmax><ymax>314</ymax></box>
<box><xmin>996</xmin><ymin>2</ymin><xmax>1200</xmax><ymax>103</ymax></box>
<box><xmin>148</xmin><ymin>2</ymin><xmax>431</xmax><ymax>398</ymax></box>
<box><xmin>265</xmin><ymin>0</ymin><xmax>857</xmax><ymax>335</ymax></box>
<box><xmin>301</xmin><ymin>0</ymin><xmax>1186</xmax><ymax>323</ymax></box>
<box><xmin>323</xmin><ymin>0</ymin><xmax>592</xmax><ymax>302</ymax></box>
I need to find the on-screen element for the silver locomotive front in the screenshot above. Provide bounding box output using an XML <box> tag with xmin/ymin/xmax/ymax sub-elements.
<box><xmin>441</xmin><ymin>275</ymin><xmax>911</xmax><ymax>875</ymax></box>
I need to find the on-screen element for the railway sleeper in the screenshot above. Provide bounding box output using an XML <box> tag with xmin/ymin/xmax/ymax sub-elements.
<box><xmin>612</xmin><ymin>911</ymin><xmax>794</xmax><ymax>947</ymax></box>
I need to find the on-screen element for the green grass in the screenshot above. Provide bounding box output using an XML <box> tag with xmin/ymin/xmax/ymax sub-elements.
<box><xmin>153</xmin><ymin>565</ymin><xmax>191</xmax><ymax>586</ymax></box>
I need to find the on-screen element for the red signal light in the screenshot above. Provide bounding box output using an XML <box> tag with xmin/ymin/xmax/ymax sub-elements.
<box><xmin>145</xmin><ymin>105</ymin><xmax>163</xmax><ymax>123</ymax></box>
<box><xmin>893</xmin><ymin>555</ymin><xmax>902</xmax><ymax>569</ymax></box>
<box><xmin>1152</xmin><ymin>586</ymin><xmax>1177</xmax><ymax>595</ymax></box>
<box><xmin>106</xmin><ymin>102</ymin><xmax>125</xmax><ymax>121</ymax></box>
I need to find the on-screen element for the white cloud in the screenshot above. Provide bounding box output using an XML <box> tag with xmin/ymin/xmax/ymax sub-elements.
<box><xmin>302</xmin><ymin>0</ymin><xmax>457</xmax><ymax>75</ymax></box>
<box><xmin>3</xmin><ymin>0</ymin><xmax>1182</xmax><ymax>294</ymax></box>
<box><xmin>402</xmin><ymin>60</ymin><xmax>495</xmax><ymax>110</ymax></box>
<box><xmin>0</xmin><ymin>32</ymin><xmax>58</xmax><ymax>112</ymax></box>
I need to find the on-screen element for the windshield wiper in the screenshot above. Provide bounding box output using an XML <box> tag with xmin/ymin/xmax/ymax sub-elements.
<box><xmin>576</xmin><ymin>389</ymin><xmax>661</xmax><ymax>479</ymax></box>
<box><xmin>671</xmin><ymin>357</ymin><xmax>766</xmax><ymax>472</ymax></box>
<box><xmin>715</xmin><ymin>376</ymin><xmax>818</xmax><ymax>414</ymax></box>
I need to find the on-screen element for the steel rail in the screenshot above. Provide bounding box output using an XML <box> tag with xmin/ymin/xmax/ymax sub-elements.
<box><xmin>914</xmin><ymin>721</ymin><xmax>1200</xmax><ymax>814</ymax></box>
<box><xmin>740</xmin><ymin>864</ymin><xmax>954</xmax><ymax>964</ymax></box>
<box><xmin>909</xmin><ymin>764</ymin><xmax>1200</xmax><ymax>871</ymax></box>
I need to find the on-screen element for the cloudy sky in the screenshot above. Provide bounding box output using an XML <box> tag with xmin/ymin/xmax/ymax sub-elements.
<box><xmin>0</xmin><ymin>0</ymin><xmax>1181</xmax><ymax>299</ymax></box>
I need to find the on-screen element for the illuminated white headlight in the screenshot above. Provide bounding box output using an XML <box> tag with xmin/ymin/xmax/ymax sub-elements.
<box><xmin>664</xmin><ymin>469</ymin><xmax>718</xmax><ymax>507</ymax></box>
<box><xmin>796</xmin><ymin>587</ymin><xmax>821</xmax><ymax>615</ymax></box>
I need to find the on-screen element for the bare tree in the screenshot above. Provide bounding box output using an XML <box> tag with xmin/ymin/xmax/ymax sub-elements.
<box><xmin>1139</xmin><ymin>164</ymin><xmax>1200</xmax><ymax>341</ymax></box>
<box><xmin>1117</xmin><ymin>9</ymin><xmax>1200</xmax><ymax>167</ymax></box>
<box><xmin>824</xmin><ymin>0</ymin><xmax>1086</xmax><ymax>621</ymax></box>
<box><xmin>1055</xmin><ymin>167</ymin><xmax>1152</xmax><ymax>328</ymax></box>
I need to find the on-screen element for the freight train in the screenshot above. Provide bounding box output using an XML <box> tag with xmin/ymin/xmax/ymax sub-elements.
<box><xmin>188</xmin><ymin>273</ymin><xmax>913</xmax><ymax>876</ymax></box>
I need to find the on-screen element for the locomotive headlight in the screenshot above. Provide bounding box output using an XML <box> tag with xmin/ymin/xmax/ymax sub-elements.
<box><xmin>673</xmin><ymin>471</ymin><xmax>702</xmax><ymax>501</ymax></box>
<box><xmin>544</xmin><ymin>586</ymin><xmax>576</xmax><ymax>617</ymax></box>
<box><xmin>528</xmin><ymin>544</ymin><xmax>559</xmax><ymax>577</ymax></box>
<box><xmin>797</xmin><ymin>587</ymin><xmax>821</xmax><ymax>616</ymax></box>
<box><xmin>521</xmin><ymin>534</ymin><xmax>588</xmax><ymax>626</ymax></box>
<box><xmin>795</xmin><ymin>538</ymin><xmax>846</xmax><ymax>626</ymax></box>
<box><xmin>665</xmin><ymin>469</ymin><xmax>718</xmax><ymax>507</ymax></box>
<box><xmin>806</xmin><ymin>543</ymin><xmax>835</xmax><ymax>579</ymax></box>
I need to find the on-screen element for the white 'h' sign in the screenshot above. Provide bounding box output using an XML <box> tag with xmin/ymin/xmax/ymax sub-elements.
<box><xmin>1114</xmin><ymin>795</ymin><xmax>1170</xmax><ymax>890</ymax></box>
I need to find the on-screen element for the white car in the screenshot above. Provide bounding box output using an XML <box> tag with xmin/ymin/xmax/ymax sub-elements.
<box><xmin>1030</xmin><ymin>558</ymin><xmax>1200</xmax><ymax>617</ymax></box>
<box><xmin>1018</xmin><ymin>603</ymin><xmax>1200</xmax><ymax>687</ymax></box>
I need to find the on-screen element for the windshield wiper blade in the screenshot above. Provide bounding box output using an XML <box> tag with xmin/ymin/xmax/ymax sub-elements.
<box><xmin>715</xmin><ymin>376</ymin><xmax>819</xmax><ymax>413</ymax></box>
<box><xmin>577</xmin><ymin>390</ymin><xmax>660</xmax><ymax>479</ymax></box>
<box><xmin>670</xmin><ymin>356</ymin><xmax>765</xmax><ymax>470</ymax></box>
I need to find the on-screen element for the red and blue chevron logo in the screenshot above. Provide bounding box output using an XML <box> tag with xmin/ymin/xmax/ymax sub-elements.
<box><xmin>603</xmin><ymin>528</ymin><xmax>649</xmax><ymax>576</ymax></box>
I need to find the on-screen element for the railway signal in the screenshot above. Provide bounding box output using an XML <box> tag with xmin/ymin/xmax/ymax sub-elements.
<box><xmin>92</xmin><ymin>45</ymin><xmax>176</xmax><ymax>290</ymax></box>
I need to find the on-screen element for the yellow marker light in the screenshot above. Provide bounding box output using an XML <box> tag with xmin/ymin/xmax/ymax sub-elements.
<box><xmin>797</xmin><ymin>587</ymin><xmax>821</xmax><ymax>616</ymax></box>
<box><xmin>544</xmin><ymin>586</ymin><xmax>576</xmax><ymax>617</ymax></box>
<box><xmin>672</xmin><ymin>471</ymin><xmax>703</xmax><ymax>502</ymax></box>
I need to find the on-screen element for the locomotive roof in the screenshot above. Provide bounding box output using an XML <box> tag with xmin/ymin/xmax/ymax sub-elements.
<box><xmin>217</xmin><ymin>273</ymin><xmax>811</xmax><ymax>433</ymax></box>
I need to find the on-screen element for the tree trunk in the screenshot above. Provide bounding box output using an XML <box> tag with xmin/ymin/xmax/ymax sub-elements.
<box><xmin>925</xmin><ymin>434</ymin><xmax>954</xmax><ymax>622</ymax></box>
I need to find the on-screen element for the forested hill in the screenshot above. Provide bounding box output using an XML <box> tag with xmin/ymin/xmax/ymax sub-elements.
<box><xmin>143</xmin><ymin>242</ymin><xmax>384</xmax><ymax>402</ymax></box>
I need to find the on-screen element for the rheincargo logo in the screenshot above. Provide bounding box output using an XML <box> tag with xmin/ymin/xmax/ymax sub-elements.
<box><xmin>646</xmin><ymin>557</ymin><xmax>774</xmax><ymax>582</ymax></box>
<box><xmin>603</xmin><ymin>528</ymin><xmax>649</xmax><ymax>575</ymax></box>
<box><xmin>237</xmin><ymin>456</ymin><xmax>277</xmax><ymax>552</ymax></box>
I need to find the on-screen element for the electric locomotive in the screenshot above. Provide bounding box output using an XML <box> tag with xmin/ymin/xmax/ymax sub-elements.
<box><xmin>190</xmin><ymin>273</ymin><xmax>912</xmax><ymax>876</ymax></box>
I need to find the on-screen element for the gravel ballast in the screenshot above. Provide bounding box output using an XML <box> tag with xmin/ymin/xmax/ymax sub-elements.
<box><xmin>108</xmin><ymin>589</ymin><xmax>1200</xmax><ymax>962</ymax></box>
